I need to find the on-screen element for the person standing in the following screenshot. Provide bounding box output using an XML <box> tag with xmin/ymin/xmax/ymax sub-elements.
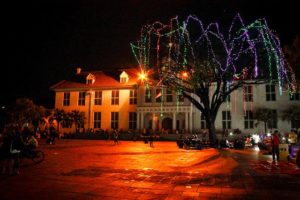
<box><xmin>49</xmin><ymin>124</ymin><xmax>56</xmax><ymax>145</ymax></box>
<box><xmin>11</xmin><ymin>128</ymin><xmax>23</xmax><ymax>175</ymax></box>
<box><xmin>113</xmin><ymin>129</ymin><xmax>119</xmax><ymax>145</ymax></box>
<box><xmin>271</xmin><ymin>130</ymin><xmax>280</xmax><ymax>162</ymax></box>
<box><xmin>149</xmin><ymin>133</ymin><xmax>154</xmax><ymax>148</ymax></box>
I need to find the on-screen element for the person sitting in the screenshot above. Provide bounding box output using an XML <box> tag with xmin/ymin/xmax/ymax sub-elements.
<box><xmin>25</xmin><ymin>134</ymin><xmax>38</xmax><ymax>152</ymax></box>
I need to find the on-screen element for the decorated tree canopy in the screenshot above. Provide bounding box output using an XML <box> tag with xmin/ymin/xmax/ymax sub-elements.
<box><xmin>131</xmin><ymin>14</ymin><xmax>296</xmax><ymax>93</ymax></box>
<box><xmin>131</xmin><ymin>14</ymin><xmax>296</xmax><ymax>145</ymax></box>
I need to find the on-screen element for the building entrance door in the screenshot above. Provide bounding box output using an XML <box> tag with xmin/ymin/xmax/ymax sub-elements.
<box><xmin>162</xmin><ymin>117</ymin><xmax>172</xmax><ymax>132</ymax></box>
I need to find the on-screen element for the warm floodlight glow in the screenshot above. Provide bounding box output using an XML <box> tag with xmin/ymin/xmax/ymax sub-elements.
<box><xmin>252</xmin><ymin>134</ymin><xmax>260</xmax><ymax>143</ymax></box>
<box><xmin>138</xmin><ymin>70</ymin><xmax>148</xmax><ymax>82</ymax></box>
<box><xmin>182</xmin><ymin>71</ymin><xmax>189</xmax><ymax>80</ymax></box>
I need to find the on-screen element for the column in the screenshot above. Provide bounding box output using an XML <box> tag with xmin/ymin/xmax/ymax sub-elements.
<box><xmin>185</xmin><ymin>112</ymin><xmax>188</xmax><ymax>133</ymax></box>
<box><xmin>189</xmin><ymin>111</ymin><xmax>193</xmax><ymax>133</ymax></box>
<box><xmin>137</xmin><ymin>112</ymin><xmax>140</xmax><ymax>130</ymax></box>
<box><xmin>141</xmin><ymin>112</ymin><xmax>144</xmax><ymax>129</ymax></box>
<box><xmin>152</xmin><ymin>113</ymin><xmax>156</xmax><ymax>130</ymax></box>
<box><xmin>172</xmin><ymin>112</ymin><xmax>176</xmax><ymax>133</ymax></box>
<box><xmin>159</xmin><ymin>115</ymin><xmax>162</xmax><ymax>132</ymax></box>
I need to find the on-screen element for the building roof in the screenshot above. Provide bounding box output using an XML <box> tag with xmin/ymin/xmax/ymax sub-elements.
<box><xmin>50</xmin><ymin>68</ymin><xmax>140</xmax><ymax>91</ymax></box>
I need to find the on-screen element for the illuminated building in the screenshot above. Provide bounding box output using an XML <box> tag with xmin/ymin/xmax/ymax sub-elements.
<box><xmin>51</xmin><ymin>68</ymin><xmax>300</xmax><ymax>135</ymax></box>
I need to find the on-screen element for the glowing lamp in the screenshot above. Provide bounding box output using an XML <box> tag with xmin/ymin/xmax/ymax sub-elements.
<box><xmin>138</xmin><ymin>70</ymin><xmax>148</xmax><ymax>82</ymax></box>
<box><xmin>182</xmin><ymin>71</ymin><xmax>188</xmax><ymax>79</ymax></box>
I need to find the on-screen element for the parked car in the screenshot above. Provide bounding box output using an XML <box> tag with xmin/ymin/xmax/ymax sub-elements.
<box><xmin>183</xmin><ymin>135</ymin><xmax>203</xmax><ymax>150</ymax></box>
<box><xmin>257</xmin><ymin>136</ymin><xmax>272</xmax><ymax>154</ymax></box>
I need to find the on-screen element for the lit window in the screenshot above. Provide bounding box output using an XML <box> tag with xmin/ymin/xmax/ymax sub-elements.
<box><xmin>120</xmin><ymin>77</ymin><xmax>127</xmax><ymax>83</ymax></box>
<box><xmin>222</xmin><ymin>111</ymin><xmax>231</xmax><ymax>129</ymax></box>
<box><xmin>63</xmin><ymin>92</ymin><xmax>70</xmax><ymax>106</ymax></box>
<box><xmin>94</xmin><ymin>112</ymin><xmax>101</xmax><ymax>128</ymax></box>
<box><xmin>129</xmin><ymin>112</ymin><xmax>137</xmax><ymax>129</ymax></box>
<box><xmin>166</xmin><ymin>88</ymin><xmax>173</xmax><ymax>102</ymax></box>
<box><xmin>243</xmin><ymin>85</ymin><xmax>253</xmax><ymax>102</ymax></box>
<box><xmin>266</xmin><ymin>84</ymin><xmax>276</xmax><ymax>101</ymax></box>
<box><xmin>129</xmin><ymin>90</ymin><xmax>137</xmax><ymax>105</ymax></box>
<box><xmin>87</xmin><ymin>78</ymin><xmax>94</xmax><ymax>84</ymax></box>
<box><xmin>244</xmin><ymin>110</ymin><xmax>254</xmax><ymax>129</ymax></box>
<box><xmin>111</xmin><ymin>112</ymin><xmax>119</xmax><ymax>129</ymax></box>
<box><xmin>94</xmin><ymin>91</ymin><xmax>102</xmax><ymax>105</ymax></box>
<box><xmin>78</xmin><ymin>92</ymin><xmax>86</xmax><ymax>106</ymax></box>
<box><xmin>111</xmin><ymin>90</ymin><xmax>119</xmax><ymax>105</ymax></box>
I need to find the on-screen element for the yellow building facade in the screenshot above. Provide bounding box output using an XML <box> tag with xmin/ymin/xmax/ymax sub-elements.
<box><xmin>51</xmin><ymin>68</ymin><xmax>139</xmax><ymax>133</ymax></box>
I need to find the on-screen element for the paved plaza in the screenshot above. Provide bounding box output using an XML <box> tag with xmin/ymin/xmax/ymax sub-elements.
<box><xmin>1</xmin><ymin>139</ymin><xmax>300</xmax><ymax>199</ymax></box>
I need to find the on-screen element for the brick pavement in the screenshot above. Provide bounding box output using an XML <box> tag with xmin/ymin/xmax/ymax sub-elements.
<box><xmin>1</xmin><ymin>139</ymin><xmax>300</xmax><ymax>199</ymax></box>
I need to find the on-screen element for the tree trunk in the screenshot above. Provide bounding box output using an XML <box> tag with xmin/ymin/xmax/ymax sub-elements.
<box><xmin>206</xmin><ymin>118</ymin><xmax>217</xmax><ymax>147</ymax></box>
<box><xmin>264</xmin><ymin>122</ymin><xmax>267</xmax><ymax>133</ymax></box>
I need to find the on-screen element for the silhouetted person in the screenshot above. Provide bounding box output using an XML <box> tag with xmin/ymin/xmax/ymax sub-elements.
<box><xmin>113</xmin><ymin>129</ymin><xmax>119</xmax><ymax>145</ymax></box>
<box><xmin>149</xmin><ymin>133</ymin><xmax>154</xmax><ymax>147</ymax></box>
<box><xmin>271</xmin><ymin>130</ymin><xmax>280</xmax><ymax>162</ymax></box>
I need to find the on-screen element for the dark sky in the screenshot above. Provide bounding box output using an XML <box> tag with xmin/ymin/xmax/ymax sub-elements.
<box><xmin>2</xmin><ymin>0</ymin><xmax>299</xmax><ymax>108</ymax></box>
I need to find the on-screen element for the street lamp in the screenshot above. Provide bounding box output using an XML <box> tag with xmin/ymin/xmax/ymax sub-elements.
<box><xmin>138</xmin><ymin>70</ymin><xmax>148</xmax><ymax>83</ymax></box>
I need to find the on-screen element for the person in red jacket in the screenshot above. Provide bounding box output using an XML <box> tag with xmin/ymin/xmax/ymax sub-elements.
<box><xmin>271</xmin><ymin>130</ymin><xmax>280</xmax><ymax>161</ymax></box>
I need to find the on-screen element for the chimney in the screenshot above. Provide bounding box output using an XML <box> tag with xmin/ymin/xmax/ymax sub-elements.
<box><xmin>76</xmin><ymin>67</ymin><xmax>82</xmax><ymax>74</ymax></box>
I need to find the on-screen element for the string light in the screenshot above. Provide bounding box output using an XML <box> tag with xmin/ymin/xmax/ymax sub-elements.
<box><xmin>131</xmin><ymin>14</ymin><xmax>296</xmax><ymax>113</ymax></box>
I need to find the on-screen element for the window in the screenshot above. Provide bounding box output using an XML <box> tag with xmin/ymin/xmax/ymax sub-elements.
<box><xmin>243</xmin><ymin>85</ymin><xmax>253</xmax><ymax>102</ymax></box>
<box><xmin>292</xmin><ymin>120</ymin><xmax>300</xmax><ymax>129</ymax></box>
<box><xmin>145</xmin><ymin>88</ymin><xmax>152</xmax><ymax>103</ymax></box>
<box><xmin>156</xmin><ymin>89</ymin><xmax>162</xmax><ymax>103</ymax></box>
<box><xmin>177</xmin><ymin>91</ymin><xmax>184</xmax><ymax>102</ymax></box>
<box><xmin>244</xmin><ymin>110</ymin><xmax>254</xmax><ymax>129</ymax></box>
<box><xmin>120</xmin><ymin>77</ymin><xmax>127</xmax><ymax>83</ymax></box>
<box><xmin>78</xmin><ymin>92</ymin><xmax>86</xmax><ymax>106</ymax></box>
<box><xmin>63</xmin><ymin>92</ymin><xmax>70</xmax><ymax>106</ymax></box>
<box><xmin>94</xmin><ymin>112</ymin><xmax>101</xmax><ymax>128</ymax></box>
<box><xmin>166</xmin><ymin>88</ymin><xmax>173</xmax><ymax>102</ymax></box>
<box><xmin>290</xmin><ymin>92</ymin><xmax>300</xmax><ymax>101</ymax></box>
<box><xmin>87</xmin><ymin>79</ymin><xmax>93</xmax><ymax>84</ymax></box>
<box><xmin>129</xmin><ymin>90</ymin><xmax>137</xmax><ymax>105</ymax></box>
<box><xmin>94</xmin><ymin>91</ymin><xmax>102</xmax><ymax>105</ymax></box>
<box><xmin>267</xmin><ymin>110</ymin><xmax>277</xmax><ymax>129</ymax></box>
<box><xmin>111</xmin><ymin>90</ymin><xmax>119</xmax><ymax>105</ymax></box>
<box><xmin>201</xmin><ymin>113</ymin><xmax>206</xmax><ymax>129</ymax></box>
<box><xmin>266</xmin><ymin>84</ymin><xmax>276</xmax><ymax>101</ymax></box>
<box><xmin>111</xmin><ymin>112</ymin><xmax>119</xmax><ymax>129</ymax></box>
<box><xmin>222</xmin><ymin>111</ymin><xmax>231</xmax><ymax>129</ymax></box>
<box><xmin>129</xmin><ymin>112</ymin><xmax>137</xmax><ymax>129</ymax></box>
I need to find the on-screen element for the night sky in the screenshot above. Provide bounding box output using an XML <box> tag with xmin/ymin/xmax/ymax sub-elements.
<box><xmin>2</xmin><ymin>0</ymin><xmax>299</xmax><ymax>108</ymax></box>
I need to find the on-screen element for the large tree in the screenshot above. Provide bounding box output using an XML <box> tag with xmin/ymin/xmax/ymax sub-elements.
<box><xmin>253</xmin><ymin>107</ymin><xmax>277</xmax><ymax>133</ymax></box>
<box><xmin>131</xmin><ymin>14</ymin><xmax>296</xmax><ymax>146</ymax></box>
<box><xmin>7</xmin><ymin>98</ymin><xmax>46</xmax><ymax>130</ymax></box>
<box><xmin>70</xmin><ymin>110</ymin><xmax>85</xmax><ymax>132</ymax></box>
